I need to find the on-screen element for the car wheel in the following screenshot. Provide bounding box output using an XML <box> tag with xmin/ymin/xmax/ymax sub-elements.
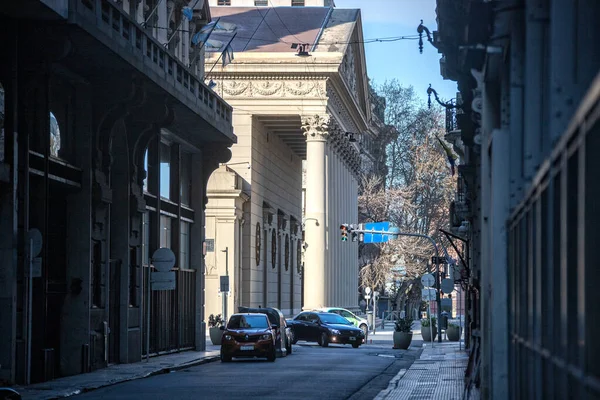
<box><xmin>286</xmin><ymin>337</ymin><xmax>292</xmax><ymax>355</ymax></box>
<box><xmin>267</xmin><ymin>346</ymin><xmax>276</xmax><ymax>362</ymax></box>
<box><xmin>291</xmin><ymin>330</ymin><xmax>298</xmax><ymax>345</ymax></box>
<box><xmin>352</xmin><ymin>343</ymin><xmax>360</xmax><ymax>349</ymax></box>
<box><xmin>220</xmin><ymin>352</ymin><xmax>232</xmax><ymax>362</ymax></box>
<box><xmin>319</xmin><ymin>332</ymin><xmax>329</xmax><ymax>347</ymax></box>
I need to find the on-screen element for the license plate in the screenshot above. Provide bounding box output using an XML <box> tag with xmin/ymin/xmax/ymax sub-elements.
<box><xmin>349</xmin><ymin>336</ymin><xmax>356</xmax><ymax>341</ymax></box>
<box><xmin>240</xmin><ymin>345</ymin><xmax>254</xmax><ymax>351</ymax></box>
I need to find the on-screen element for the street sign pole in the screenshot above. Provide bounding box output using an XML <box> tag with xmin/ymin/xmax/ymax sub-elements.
<box><xmin>350</xmin><ymin>227</ymin><xmax>444</xmax><ymax>343</ymax></box>
<box><xmin>147</xmin><ymin>248</ymin><xmax>176</xmax><ymax>361</ymax></box>
<box><xmin>221</xmin><ymin>247</ymin><xmax>229</xmax><ymax>324</ymax></box>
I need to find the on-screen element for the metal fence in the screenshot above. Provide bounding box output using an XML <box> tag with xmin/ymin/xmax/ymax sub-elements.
<box><xmin>142</xmin><ymin>267</ymin><xmax>196</xmax><ymax>355</ymax></box>
<box><xmin>507</xmin><ymin>81</ymin><xmax>600</xmax><ymax>398</ymax></box>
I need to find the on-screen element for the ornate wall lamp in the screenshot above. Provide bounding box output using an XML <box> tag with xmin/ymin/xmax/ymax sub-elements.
<box><xmin>417</xmin><ymin>20</ymin><xmax>438</xmax><ymax>54</ymax></box>
<box><xmin>426</xmin><ymin>84</ymin><xmax>460</xmax><ymax>110</ymax></box>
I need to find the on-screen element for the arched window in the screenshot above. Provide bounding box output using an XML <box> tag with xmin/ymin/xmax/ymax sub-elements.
<box><xmin>49</xmin><ymin>111</ymin><xmax>61</xmax><ymax>158</ymax></box>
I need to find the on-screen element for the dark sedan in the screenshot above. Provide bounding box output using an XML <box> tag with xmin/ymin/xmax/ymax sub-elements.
<box><xmin>286</xmin><ymin>311</ymin><xmax>365</xmax><ymax>348</ymax></box>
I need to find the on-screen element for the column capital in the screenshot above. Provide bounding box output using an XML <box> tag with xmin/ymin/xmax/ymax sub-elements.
<box><xmin>301</xmin><ymin>114</ymin><xmax>331</xmax><ymax>141</ymax></box>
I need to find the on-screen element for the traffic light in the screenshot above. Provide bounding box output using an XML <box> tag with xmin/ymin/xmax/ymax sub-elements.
<box><xmin>348</xmin><ymin>224</ymin><xmax>358</xmax><ymax>242</ymax></box>
<box><xmin>340</xmin><ymin>224</ymin><xmax>348</xmax><ymax>241</ymax></box>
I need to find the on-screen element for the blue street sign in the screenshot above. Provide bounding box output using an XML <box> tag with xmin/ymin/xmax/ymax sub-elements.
<box><xmin>363</xmin><ymin>222</ymin><xmax>390</xmax><ymax>243</ymax></box>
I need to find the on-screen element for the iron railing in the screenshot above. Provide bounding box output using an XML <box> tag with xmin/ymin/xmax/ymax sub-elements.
<box><xmin>143</xmin><ymin>267</ymin><xmax>196</xmax><ymax>355</ymax></box>
<box><xmin>507</xmin><ymin>78</ymin><xmax>600</xmax><ymax>398</ymax></box>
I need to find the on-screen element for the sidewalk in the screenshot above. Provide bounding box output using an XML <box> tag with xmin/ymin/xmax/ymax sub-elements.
<box><xmin>375</xmin><ymin>332</ymin><xmax>480</xmax><ymax>400</ymax></box>
<box><xmin>17</xmin><ymin>344</ymin><xmax>221</xmax><ymax>400</ymax></box>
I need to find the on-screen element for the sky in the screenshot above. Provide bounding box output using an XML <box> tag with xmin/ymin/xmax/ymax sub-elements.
<box><xmin>335</xmin><ymin>0</ymin><xmax>458</xmax><ymax>105</ymax></box>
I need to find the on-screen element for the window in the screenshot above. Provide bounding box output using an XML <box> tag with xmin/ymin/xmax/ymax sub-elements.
<box><xmin>160</xmin><ymin>142</ymin><xmax>171</xmax><ymax>199</ymax></box>
<box><xmin>217</xmin><ymin>0</ymin><xmax>231</xmax><ymax>5</ymax></box>
<box><xmin>180</xmin><ymin>152</ymin><xmax>191</xmax><ymax>206</ymax></box>
<box><xmin>49</xmin><ymin>111</ymin><xmax>61</xmax><ymax>158</ymax></box>
<box><xmin>254</xmin><ymin>0</ymin><xmax>267</xmax><ymax>5</ymax></box>
<box><xmin>142</xmin><ymin>212</ymin><xmax>149</xmax><ymax>266</ymax></box>
<box><xmin>180</xmin><ymin>221</ymin><xmax>190</xmax><ymax>269</ymax></box>
<box><xmin>143</xmin><ymin>148</ymin><xmax>149</xmax><ymax>192</ymax></box>
<box><xmin>160</xmin><ymin>215</ymin><xmax>172</xmax><ymax>248</ymax></box>
<box><xmin>291</xmin><ymin>0</ymin><xmax>304</xmax><ymax>6</ymax></box>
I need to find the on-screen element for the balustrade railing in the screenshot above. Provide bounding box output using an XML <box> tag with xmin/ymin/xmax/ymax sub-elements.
<box><xmin>74</xmin><ymin>0</ymin><xmax>232</xmax><ymax>126</ymax></box>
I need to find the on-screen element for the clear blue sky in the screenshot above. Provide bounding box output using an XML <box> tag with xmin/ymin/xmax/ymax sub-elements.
<box><xmin>335</xmin><ymin>0</ymin><xmax>457</xmax><ymax>104</ymax></box>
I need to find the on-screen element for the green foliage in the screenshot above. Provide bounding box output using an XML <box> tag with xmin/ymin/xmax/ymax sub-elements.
<box><xmin>394</xmin><ymin>316</ymin><xmax>414</xmax><ymax>333</ymax></box>
<box><xmin>447</xmin><ymin>322</ymin><xmax>460</xmax><ymax>329</ymax></box>
<box><xmin>420</xmin><ymin>316</ymin><xmax>437</xmax><ymax>327</ymax></box>
<box><xmin>208</xmin><ymin>313</ymin><xmax>224</xmax><ymax>328</ymax></box>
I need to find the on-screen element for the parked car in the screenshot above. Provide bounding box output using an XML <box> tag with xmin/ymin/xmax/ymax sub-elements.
<box><xmin>286</xmin><ymin>311</ymin><xmax>365</xmax><ymax>348</ymax></box>
<box><xmin>220</xmin><ymin>313</ymin><xmax>277</xmax><ymax>362</ymax></box>
<box><xmin>238</xmin><ymin>306</ymin><xmax>292</xmax><ymax>356</ymax></box>
<box><xmin>316</xmin><ymin>307</ymin><xmax>369</xmax><ymax>337</ymax></box>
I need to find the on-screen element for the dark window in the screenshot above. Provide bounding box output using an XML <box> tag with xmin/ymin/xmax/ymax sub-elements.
<box><xmin>255</xmin><ymin>0</ymin><xmax>267</xmax><ymax>5</ymax></box>
<box><xmin>92</xmin><ymin>240</ymin><xmax>103</xmax><ymax>308</ymax></box>
<box><xmin>180</xmin><ymin>152</ymin><xmax>191</xmax><ymax>206</ymax></box>
<box><xmin>217</xmin><ymin>0</ymin><xmax>231</xmax><ymax>5</ymax></box>
<box><xmin>179</xmin><ymin>221</ymin><xmax>190</xmax><ymax>269</ymax></box>
<box><xmin>129</xmin><ymin>247</ymin><xmax>137</xmax><ymax>307</ymax></box>
<box><xmin>291</xmin><ymin>0</ymin><xmax>304</xmax><ymax>5</ymax></box>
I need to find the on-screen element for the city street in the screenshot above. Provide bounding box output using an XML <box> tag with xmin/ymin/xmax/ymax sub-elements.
<box><xmin>70</xmin><ymin>333</ymin><xmax>422</xmax><ymax>400</ymax></box>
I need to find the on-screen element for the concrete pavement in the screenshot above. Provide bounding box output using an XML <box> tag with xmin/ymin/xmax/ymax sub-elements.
<box><xmin>374</xmin><ymin>322</ymin><xmax>480</xmax><ymax>400</ymax></box>
<box><xmin>16</xmin><ymin>321</ymin><xmax>478</xmax><ymax>400</ymax></box>
<box><xmin>16</xmin><ymin>344</ymin><xmax>221</xmax><ymax>400</ymax></box>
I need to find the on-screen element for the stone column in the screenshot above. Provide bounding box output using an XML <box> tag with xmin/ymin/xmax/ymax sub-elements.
<box><xmin>301</xmin><ymin>115</ymin><xmax>329</xmax><ymax>309</ymax></box>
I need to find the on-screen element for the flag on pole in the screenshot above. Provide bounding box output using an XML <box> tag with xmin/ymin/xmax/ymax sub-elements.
<box><xmin>222</xmin><ymin>43</ymin><xmax>234</xmax><ymax>67</ymax></box>
<box><xmin>182</xmin><ymin>6</ymin><xmax>193</xmax><ymax>21</ymax></box>
<box><xmin>436</xmin><ymin>136</ymin><xmax>458</xmax><ymax>176</ymax></box>
<box><xmin>191</xmin><ymin>18</ymin><xmax>220</xmax><ymax>46</ymax></box>
<box><xmin>221</xmin><ymin>33</ymin><xmax>237</xmax><ymax>67</ymax></box>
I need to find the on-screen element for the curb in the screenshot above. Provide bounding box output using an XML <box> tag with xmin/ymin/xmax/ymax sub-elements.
<box><xmin>23</xmin><ymin>355</ymin><xmax>221</xmax><ymax>400</ymax></box>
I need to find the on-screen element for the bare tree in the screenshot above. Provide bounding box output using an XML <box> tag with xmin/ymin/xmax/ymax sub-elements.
<box><xmin>358</xmin><ymin>80</ymin><xmax>456</xmax><ymax>312</ymax></box>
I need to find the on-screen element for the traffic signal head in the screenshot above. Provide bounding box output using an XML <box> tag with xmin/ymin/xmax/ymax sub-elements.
<box><xmin>340</xmin><ymin>224</ymin><xmax>348</xmax><ymax>241</ymax></box>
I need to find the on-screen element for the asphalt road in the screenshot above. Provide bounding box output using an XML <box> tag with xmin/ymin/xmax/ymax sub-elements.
<box><xmin>72</xmin><ymin>334</ymin><xmax>423</xmax><ymax>400</ymax></box>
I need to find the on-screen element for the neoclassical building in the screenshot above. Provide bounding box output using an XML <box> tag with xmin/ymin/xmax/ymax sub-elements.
<box><xmin>204</xmin><ymin>5</ymin><xmax>375</xmax><ymax>317</ymax></box>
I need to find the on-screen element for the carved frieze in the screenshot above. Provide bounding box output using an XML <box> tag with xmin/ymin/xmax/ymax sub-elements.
<box><xmin>218</xmin><ymin>79</ymin><xmax>322</xmax><ymax>98</ymax></box>
<box><xmin>254</xmin><ymin>81</ymin><xmax>283</xmax><ymax>96</ymax></box>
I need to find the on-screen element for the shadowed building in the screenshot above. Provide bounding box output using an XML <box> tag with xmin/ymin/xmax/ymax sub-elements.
<box><xmin>0</xmin><ymin>0</ymin><xmax>234</xmax><ymax>385</ymax></box>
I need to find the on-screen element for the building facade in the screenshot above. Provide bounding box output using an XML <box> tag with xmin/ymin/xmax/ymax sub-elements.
<box><xmin>432</xmin><ymin>0</ymin><xmax>600</xmax><ymax>398</ymax></box>
<box><xmin>0</xmin><ymin>0</ymin><xmax>234</xmax><ymax>385</ymax></box>
<box><xmin>209</xmin><ymin>0</ymin><xmax>335</xmax><ymax>7</ymax></box>
<box><xmin>203</xmin><ymin>5</ymin><xmax>376</xmax><ymax>318</ymax></box>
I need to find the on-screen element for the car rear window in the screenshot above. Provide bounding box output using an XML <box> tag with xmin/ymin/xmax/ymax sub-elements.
<box><xmin>228</xmin><ymin>315</ymin><xmax>269</xmax><ymax>329</ymax></box>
